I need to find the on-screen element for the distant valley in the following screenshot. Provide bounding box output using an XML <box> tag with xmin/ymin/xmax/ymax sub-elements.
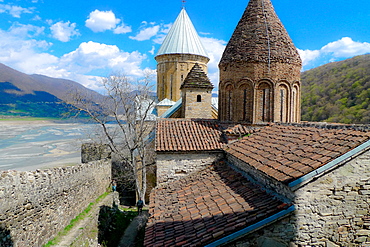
<box><xmin>1</xmin><ymin>54</ymin><xmax>370</xmax><ymax>124</ymax></box>
<box><xmin>0</xmin><ymin>63</ymin><xmax>104</xmax><ymax>119</ymax></box>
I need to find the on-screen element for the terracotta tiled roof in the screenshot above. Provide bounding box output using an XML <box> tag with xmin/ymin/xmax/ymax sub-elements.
<box><xmin>225</xmin><ymin>123</ymin><xmax>370</xmax><ymax>183</ymax></box>
<box><xmin>156</xmin><ymin>119</ymin><xmax>226</xmax><ymax>152</ymax></box>
<box><xmin>144</xmin><ymin>161</ymin><xmax>286</xmax><ymax>247</ymax></box>
<box><xmin>221</xmin><ymin>123</ymin><xmax>261</xmax><ymax>136</ymax></box>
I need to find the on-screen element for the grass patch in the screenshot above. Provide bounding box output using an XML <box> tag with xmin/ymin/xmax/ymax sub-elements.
<box><xmin>43</xmin><ymin>191</ymin><xmax>110</xmax><ymax>247</ymax></box>
<box><xmin>98</xmin><ymin>206</ymin><xmax>138</xmax><ymax>247</ymax></box>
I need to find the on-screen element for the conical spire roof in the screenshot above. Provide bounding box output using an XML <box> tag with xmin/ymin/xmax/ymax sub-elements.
<box><xmin>180</xmin><ymin>63</ymin><xmax>213</xmax><ymax>89</ymax></box>
<box><xmin>156</xmin><ymin>8</ymin><xmax>208</xmax><ymax>58</ymax></box>
<box><xmin>220</xmin><ymin>0</ymin><xmax>301</xmax><ymax>66</ymax></box>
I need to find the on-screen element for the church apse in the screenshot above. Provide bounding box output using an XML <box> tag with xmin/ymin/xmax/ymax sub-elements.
<box><xmin>218</xmin><ymin>0</ymin><xmax>302</xmax><ymax>124</ymax></box>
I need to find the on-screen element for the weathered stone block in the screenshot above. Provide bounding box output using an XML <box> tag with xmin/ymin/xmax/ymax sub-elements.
<box><xmin>356</xmin><ymin>230</ymin><xmax>370</xmax><ymax>236</ymax></box>
<box><xmin>0</xmin><ymin>160</ymin><xmax>111</xmax><ymax>247</ymax></box>
<box><xmin>81</xmin><ymin>143</ymin><xmax>111</xmax><ymax>163</ymax></box>
<box><xmin>156</xmin><ymin>152</ymin><xmax>224</xmax><ymax>184</ymax></box>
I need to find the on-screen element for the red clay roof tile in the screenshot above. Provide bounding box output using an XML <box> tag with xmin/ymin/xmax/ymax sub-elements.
<box><xmin>225</xmin><ymin>124</ymin><xmax>370</xmax><ymax>183</ymax></box>
<box><xmin>144</xmin><ymin>161</ymin><xmax>285</xmax><ymax>246</ymax></box>
<box><xmin>156</xmin><ymin>119</ymin><xmax>226</xmax><ymax>152</ymax></box>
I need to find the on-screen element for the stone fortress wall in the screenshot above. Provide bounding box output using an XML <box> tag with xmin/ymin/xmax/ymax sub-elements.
<box><xmin>0</xmin><ymin>160</ymin><xmax>111</xmax><ymax>247</ymax></box>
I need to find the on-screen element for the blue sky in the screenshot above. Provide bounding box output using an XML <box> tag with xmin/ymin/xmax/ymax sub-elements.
<box><xmin>1</xmin><ymin>0</ymin><xmax>370</xmax><ymax>92</ymax></box>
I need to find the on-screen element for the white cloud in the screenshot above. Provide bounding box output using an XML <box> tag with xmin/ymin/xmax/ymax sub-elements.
<box><xmin>60</xmin><ymin>41</ymin><xmax>147</xmax><ymax>76</ymax></box>
<box><xmin>85</xmin><ymin>10</ymin><xmax>120</xmax><ymax>32</ymax></box>
<box><xmin>153</xmin><ymin>34</ymin><xmax>166</xmax><ymax>45</ymax></box>
<box><xmin>8</xmin><ymin>23</ymin><xmax>45</xmax><ymax>38</ymax></box>
<box><xmin>56</xmin><ymin>42</ymin><xmax>148</xmax><ymax>90</ymax></box>
<box><xmin>130</xmin><ymin>25</ymin><xmax>160</xmax><ymax>41</ymax></box>
<box><xmin>0</xmin><ymin>4</ymin><xmax>33</xmax><ymax>18</ymax></box>
<box><xmin>297</xmin><ymin>49</ymin><xmax>320</xmax><ymax>67</ymax></box>
<box><xmin>67</xmin><ymin>74</ymin><xmax>103</xmax><ymax>91</ymax></box>
<box><xmin>32</xmin><ymin>15</ymin><xmax>41</xmax><ymax>21</ymax></box>
<box><xmin>113</xmin><ymin>24</ymin><xmax>132</xmax><ymax>34</ymax></box>
<box><xmin>298</xmin><ymin>37</ymin><xmax>370</xmax><ymax>70</ymax></box>
<box><xmin>199</xmin><ymin>32</ymin><xmax>211</xmax><ymax>35</ymax></box>
<box><xmin>200</xmin><ymin>37</ymin><xmax>227</xmax><ymax>87</ymax></box>
<box><xmin>50</xmin><ymin>21</ymin><xmax>80</xmax><ymax>42</ymax></box>
<box><xmin>148</xmin><ymin>46</ymin><xmax>155</xmax><ymax>55</ymax></box>
<box><xmin>321</xmin><ymin>37</ymin><xmax>370</xmax><ymax>57</ymax></box>
<box><xmin>0</xmin><ymin>29</ymin><xmax>56</xmax><ymax>74</ymax></box>
<box><xmin>0</xmin><ymin>25</ymin><xmax>148</xmax><ymax>92</ymax></box>
<box><xmin>153</xmin><ymin>23</ymin><xmax>171</xmax><ymax>44</ymax></box>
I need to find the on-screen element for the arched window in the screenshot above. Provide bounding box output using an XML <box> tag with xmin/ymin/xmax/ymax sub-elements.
<box><xmin>170</xmin><ymin>74</ymin><xmax>173</xmax><ymax>100</ymax></box>
<box><xmin>256</xmin><ymin>82</ymin><xmax>272</xmax><ymax>123</ymax></box>
<box><xmin>292</xmin><ymin>84</ymin><xmax>299</xmax><ymax>122</ymax></box>
<box><xmin>225</xmin><ymin>84</ymin><xmax>233</xmax><ymax>121</ymax></box>
<box><xmin>237</xmin><ymin>82</ymin><xmax>253</xmax><ymax>122</ymax></box>
<box><xmin>197</xmin><ymin>95</ymin><xmax>202</xmax><ymax>102</ymax></box>
<box><xmin>278</xmin><ymin>84</ymin><xmax>289</xmax><ymax>123</ymax></box>
<box><xmin>162</xmin><ymin>75</ymin><xmax>165</xmax><ymax>99</ymax></box>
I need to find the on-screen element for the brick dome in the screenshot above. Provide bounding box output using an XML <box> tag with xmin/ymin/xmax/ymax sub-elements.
<box><xmin>219</xmin><ymin>0</ymin><xmax>301</xmax><ymax>67</ymax></box>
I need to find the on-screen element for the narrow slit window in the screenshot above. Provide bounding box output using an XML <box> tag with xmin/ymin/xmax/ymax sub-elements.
<box><xmin>197</xmin><ymin>95</ymin><xmax>202</xmax><ymax>102</ymax></box>
<box><xmin>280</xmin><ymin>89</ymin><xmax>284</xmax><ymax>122</ymax></box>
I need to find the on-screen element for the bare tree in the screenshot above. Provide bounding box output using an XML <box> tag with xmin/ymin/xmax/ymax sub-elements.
<box><xmin>67</xmin><ymin>71</ymin><xmax>156</xmax><ymax>204</ymax></box>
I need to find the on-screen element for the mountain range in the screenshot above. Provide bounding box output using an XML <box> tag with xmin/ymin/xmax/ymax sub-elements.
<box><xmin>0</xmin><ymin>63</ymin><xmax>104</xmax><ymax>119</ymax></box>
<box><xmin>1</xmin><ymin>54</ymin><xmax>370</xmax><ymax>123</ymax></box>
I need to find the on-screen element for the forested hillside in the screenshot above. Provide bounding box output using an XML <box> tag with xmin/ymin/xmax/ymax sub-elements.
<box><xmin>301</xmin><ymin>54</ymin><xmax>370</xmax><ymax>124</ymax></box>
<box><xmin>0</xmin><ymin>82</ymin><xmax>75</xmax><ymax>118</ymax></box>
<box><xmin>0</xmin><ymin>63</ymin><xmax>104</xmax><ymax>119</ymax></box>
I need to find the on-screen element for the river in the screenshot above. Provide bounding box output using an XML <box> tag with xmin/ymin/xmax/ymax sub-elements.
<box><xmin>0</xmin><ymin>121</ymin><xmax>95</xmax><ymax>171</ymax></box>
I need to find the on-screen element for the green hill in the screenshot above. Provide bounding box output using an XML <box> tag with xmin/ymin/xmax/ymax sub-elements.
<box><xmin>0</xmin><ymin>63</ymin><xmax>105</xmax><ymax>119</ymax></box>
<box><xmin>301</xmin><ymin>54</ymin><xmax>370</xmax><ymax>124</ymax></box>
<box><xmin>0</xmin><ymin>81</ymin><xmax>73</xmax><ymax>118</ymax></box>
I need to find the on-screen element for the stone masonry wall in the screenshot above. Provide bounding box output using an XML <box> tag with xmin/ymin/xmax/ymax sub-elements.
<box><xmin>229</xmin><ymin>149</ymin><xmax>370</xmax><ymax>247</ymax></box>
<box><xmin>0</xmin><ymin>160</ymin><xmax>111</xmax><ymax>247</ymax></box>
<box><xmin>156</xmin><ymin>54</ymin><xmax>209</xmax><ymax>102</ymax></box>
<box><xmin>218</xmin><ymin>61</ymin><xmax>301</xmax><ymax>123</ymax></box>
<box><xmin>182</xmin><ymin>88</ymin><xmax>213</xmax><ymax>119</ymax></box>
<box><xmin>157</xmin><ymin>152</ymin><xmax>224</xmax><ymax>184</ymax></box>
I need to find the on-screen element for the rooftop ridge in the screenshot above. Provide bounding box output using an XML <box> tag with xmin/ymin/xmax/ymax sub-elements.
<box><xmin>275</xmin><ymin>122</ymin><xmax>370</xmax><ymax>132</ymax></box>
<box><xmin>157</xmin><ymin>118</ymin><xmax>219</xmax><ymax>122</ymax></box>
<box><xmin>225</xmin><ymin>123</ymin><xmax>370</xmax><ymax>185</ymax></box>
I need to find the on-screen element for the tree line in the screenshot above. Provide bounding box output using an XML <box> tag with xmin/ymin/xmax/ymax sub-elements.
<box><xmin>301</xmin><ymin>54</ymin><xmax>370</xmax><ymax>124</ymax></box>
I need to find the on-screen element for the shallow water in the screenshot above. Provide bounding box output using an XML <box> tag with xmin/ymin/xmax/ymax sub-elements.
<box><xmin>0</xmin><ymin>122</ymin><xmax>94</xmax><ymax>171</ymax></box>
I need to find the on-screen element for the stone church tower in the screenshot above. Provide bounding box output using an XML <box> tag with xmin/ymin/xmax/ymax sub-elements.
<box><xmin>156</xmin><ymin>8</ymin><xmax>209</xmax><ymax>103</ymax></box>
<box><xmin>180</xmin><ymin>63</ymin><xmax>213</xmax><ymax>119</ymax></box>
<box><xmin>218</xmin><ymin>0</ymin><xmax>302</xmax><ymax>123</ymax></box>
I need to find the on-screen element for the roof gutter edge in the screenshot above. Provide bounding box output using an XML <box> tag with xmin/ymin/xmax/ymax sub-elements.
<box><xmin>289</xmin><ymin>139</ymin><xmax>370</xmax><ymax>189</ymax></box>
<box><xmin>205</xmin><ymin>205</ymin><xmax>296</xmax><ymax>247</ymax></box>
<box><xmin>155</xmin><ymin>52</ymin><xmax>210</xmax><ymax>60</ymax></box>
<box><xmin>159</xmin><ymin>98</ymin><xmax>182</xmax><ymax>118</ymax></box>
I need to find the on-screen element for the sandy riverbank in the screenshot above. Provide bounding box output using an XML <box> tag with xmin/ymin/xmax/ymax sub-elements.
<box><xmin>0</xmin><ymin>122</ymin><xmax>91</xmax><ymax>171</ymax></box>
<box><xmin>0</xmin><ymin>120</ymin><xmax>57</xmax><ymax>125</ymax></box>
<box><xmin>0</xmin><ymin>119</ymin><xmax>86</xmax><ymax>125</ymax></box>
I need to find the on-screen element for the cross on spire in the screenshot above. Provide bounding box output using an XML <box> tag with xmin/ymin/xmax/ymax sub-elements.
<box><xmin>182</xmin><ymin>0</ymin><xmax>186</xmax><ymax>8</ymax></box>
